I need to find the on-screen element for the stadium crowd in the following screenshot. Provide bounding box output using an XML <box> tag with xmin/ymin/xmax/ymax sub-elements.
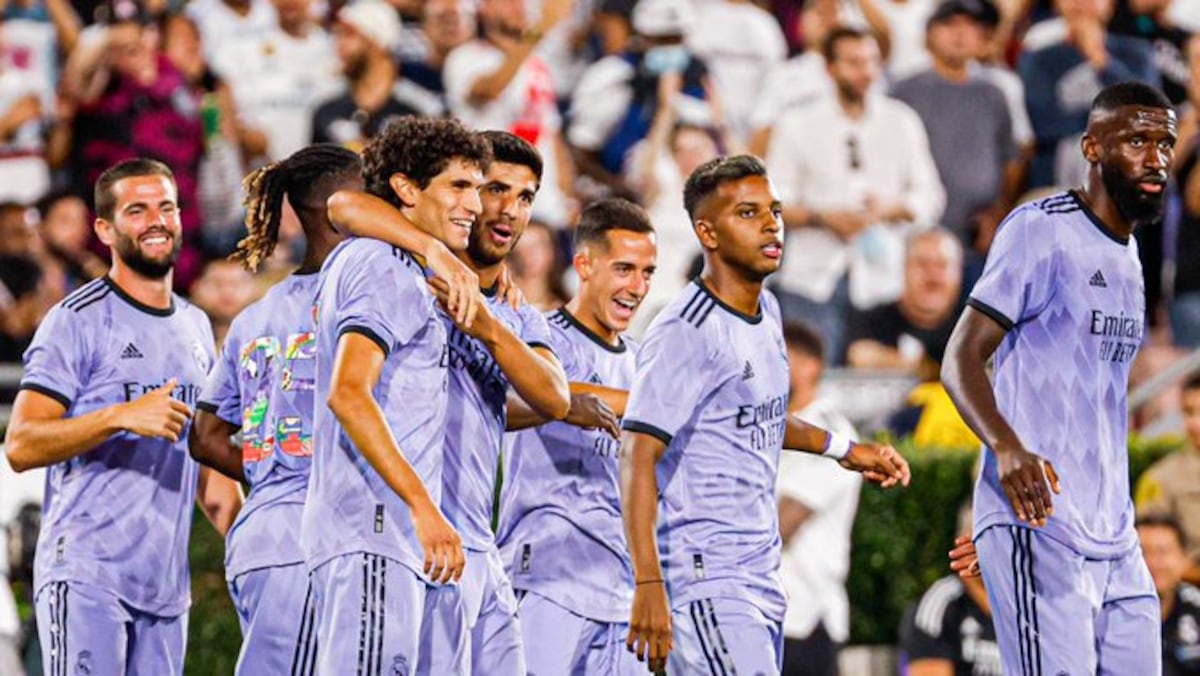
<box><xmin>0</xmin><ymin>0</ymin><xmax>1199</xmax><ymax>673</ymax></box>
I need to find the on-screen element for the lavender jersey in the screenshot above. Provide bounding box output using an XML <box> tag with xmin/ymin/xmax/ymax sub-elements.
<box><xmin>968</xmin><ymin>191</ymin><xmax>1145</xmax><ymax>558</ymax></box>
<box><xmin>198</xmin><ymin>273</ymin><xmax>319</xmax><ymax>579</ymax></box>
<box><xmin>20</xmin><ymin>277</ymin><xmax>214</xmax><ymax>616</ymax></box>
<box><xmin>621</xmin><ymin>280</ymin><xmax>790</xmax><ymax>621</ymax></box>
<box><xmin>496</xmin><ymin>308</ymin><xmax>637</xmax><ymax>622</ymax></box>
<box><xmin>301</xmin><ymin>238</ymin><xmax>449</xmax><ymax>576</ymax></box>
<box><xmin>442</xmin><ymin>289</ymin><xmax>552</xmax><ymax>551</ymax></box>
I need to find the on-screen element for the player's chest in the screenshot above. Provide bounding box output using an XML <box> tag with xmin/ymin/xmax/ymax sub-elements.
<box><xmin>87</xmin><ymin>315</ymin><xmax>212</xmax><ymax>408</ymax></box>
<box><xmin>1053</xmin><ymin>248</ymin><xmax>1145</xmax><ymax>366</ymax></box>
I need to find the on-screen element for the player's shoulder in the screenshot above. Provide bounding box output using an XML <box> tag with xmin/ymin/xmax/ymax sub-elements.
<box><xmin>55</xmin><ymin>277</ymin><xmax>114</xmax><ymax>317</ymax></box>
<box><xmin>994</xmin><ymin>191</ymin><xmax>1079</xmax><ymax>240</ymax></box>
<box><xmin>912</xmin><ymin>575</ymin><xmax>966</xmax><ymax>636</ymax></box>
<box><xmin>337</xmin><ymin>237</ymin><xmax>424</xmax><ymax>278</ymax></box>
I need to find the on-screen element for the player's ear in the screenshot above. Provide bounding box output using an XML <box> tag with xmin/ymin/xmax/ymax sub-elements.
<box><xmin>572</xmin><ymin>247</ymin><xmax>592</xmax><ymax>281</ymax></box>
<box><xmin>694</xmin><ymin>219</ymin><xmax>718</xmax><ymax>251</ymax></box>
<box><xmin>1081</xmin><ymin>132</ymin><xmax>1101</xmax><ymax>164</ymax></box>
<box><xmin>388</xmin><ymin>173</ymin><xmax>418</xmax><ymax>208</ymax></box>
<box><xmin>94</xmin><ymin>217</ymin><xmax>115</xmax><ymax>247</ymax></box>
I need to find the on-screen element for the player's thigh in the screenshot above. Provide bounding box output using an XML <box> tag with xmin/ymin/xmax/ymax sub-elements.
<box><xmin>232</xmin><ymin>564</ymin><xmax>316</xmax><ymax>676</ymax></box>
<box><xmin>470</xmin><ymin>553</ymin><xmax>524</xmax><ymax>675</ymax></box>
<box><xmin>36</xmin><ymin>581</ymin><xmax>129</xmax><ymax>676</ymax></box>
<box><xmin>311</xmin><ymin>553</ymin><xmax>426</xmax><ymax>675</ymax></box>
<box><xmin>420</xmin><ymin>580</ymin><xmax>470</xmax><ymax>675</ymax></box>
<box><xmin>517</xmin><ymin>590</ymin><xmax>593</xmax><ymax>675</ymax></box>
<box><xmin>1096</xmin><ymin>548</ymin><xmax>1161</xmax><ymax>676</ymax></box>
<box><xmin>977</xmin><ymin>525</ymin><xmax>1102</xmax><ymax>676</ymax></box>
<box><xmin>595</xmin><ymin>620</ymin><xmax>648</xmax><ymax>676</ymax></box>
<box><xmin>128</xmin><ymin>608</ymin><xmax>187</xmax><ymax>676</ymax></box>
<box><xmin>669</xmin><ymin>597</ymin><xmax>783</xmax><ymax>676</ymax></box>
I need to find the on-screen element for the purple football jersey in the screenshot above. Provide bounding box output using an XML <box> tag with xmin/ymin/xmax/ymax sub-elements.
<box><xmin>441</xmin><ymin>289</ymin><xmax>552</xmax><ymax>551</ymax></box>
<box><xmin>496</xmin><ymin>308</ymin><xmax>637</xmax><ymax>622</ymax></box>
<box><xmin>621</xmin><ymin>280</ymin><xmax>790</xmax><ymax>622</ymax></box>
<box><xmin>198</xmin><ymin>272</ymin><xmax>320</xmax><ymax>579</ymax></box>
<box><xmin>968</xmin><ymin>191</ymin><xmax>1145</xmax><ymax>558</ymax></box>
<box><xmin>21</xmin><ymin>277</ymin><xmax>214</xmax><ymax>616</ymax></box>
<box><xmin>301</xmin><ymin>238</ymin><xmax>449</xmax><ymax>578</ymax></box>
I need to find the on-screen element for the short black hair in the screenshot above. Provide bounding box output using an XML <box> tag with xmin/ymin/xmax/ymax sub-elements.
<box><xmin>1183</xmin><ymin>371</ymin><xmax>1200</xmax><ymax>393</ymax></box>
<box><xmin>480</xmin><ymin>130</ymin><xmax>543</xmax><ymax>184</ymax></box>
<box><xmin>34</xmin><ymin>190</ymin><xmax>80</xmax><ymax>222</ymax></box>
<box><xmin>822</xmin><ymin>26</ymin><xmax>870</xmax><ymax>63</ymax></box>
<box><xmin>94</xmin><ymin>158</ymin><xmax>175</xmax><ymax>221</ymax></box>
<box><xmin>682</xmin><ymin>154</ymin><xmax>768</xmax><ymax>222</ymax></box>
<box><xmin>362</xmin><ymin>116</ymin><xmax>491</xmax><ymax>210</ymax></box>
<box><xmin>783</xmin><ymin>322</ymin><xmax>825</xmax><ymax>363</ymax></box>
<box><xmin>574</xmin><ymin>198</ymin><xmax>655</xmax><ymax>250</ymax></box>
<box><xmin>1091</xmin><ymin>82</ymin><xmax>1172</xmax><ymax>114</ymax></box>
<box><xmin>1136</xmin><ymin>513</ymin><xmax>1188</xmax><ymax>550</ymax></box>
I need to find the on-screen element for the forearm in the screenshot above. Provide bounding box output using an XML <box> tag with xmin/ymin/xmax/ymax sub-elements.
<box><xmin>188</xmin><ymin>411</ymin><xmax>246</xmax><ymax>482</ymax></box>
<box><xmin>505</xmin><ymin>392</ymin><xmax>545</xmax><ymax>431</ymax></box>
<box><xmin>941</xmin><ymin>330</ymin><xmax>1022</xmax><ymax>453</ymax></box>
<box><xmin>620</xmin><ymin>439</ymin><xmax>664</xmax><ymax>582</ymax></box>
<box><xmin>327</xmin><ymin>190</ymin><xmax>437</xmax><ymax>255</ymax></box>
<box><xmin>483</xmin><ymin>329</ymin><xmax>569</xmax><ymax>419</ymax></box>
<box><xmin>782</xmin><ymin>415</ymin><xmax>838</xmax><ymax>455</ymax></box>
<box><xmin>5</xmin><ymin>404</ymin><xmax>123</xmax><ymax>472</ymax></box>
<box><xmin>569</xmin><ymin>382</ymin><xmax>628</xmax><ymax>416</ymax></box>
<box><xmin>196</xmin><ymin>466</ymin><xmax>243</xmax><ymax>537</ymax></box>
<box><xmin>46</xmin><ymin>0</ymin><xmax>82</xmax><ymax>55</ymax></box>
<box><xmin>469</xmin><ymin>41</ymin><xmax>541</xmax><ymax>104</ymax></box>
<box><xmin>846</xmin><ymin>340</ymin><xmax>910</xmax><ymax>370</ymax></box>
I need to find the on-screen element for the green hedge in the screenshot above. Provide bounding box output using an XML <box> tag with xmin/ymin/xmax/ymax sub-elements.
<box><xmin>171</xmin><ymin>436</ymin><xmax>1185</xmax><ymax>671</ymax></box>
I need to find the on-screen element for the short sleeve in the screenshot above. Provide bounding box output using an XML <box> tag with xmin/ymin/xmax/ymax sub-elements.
<box><xmin>621</xmin><ymin>315</ymin><xmax>713</xmax><ymax>445</ymax></box>
<box><xmin>968</xmin><ymin>207</ymin><xmax>1057</xmax><ymax>331</ymax></box>
<box><xmin>899</xmin><ymin>593</ymin><xmax>958</xmax><ymax>662</ymax></box>
<box><xmin>335</xmin><ymin>244</ymin><xmax>429</xmax><ymax>356</ymax></box>
<box><xmin>198</xmin><ymin>324</ymin><xmax>243</xmax><ymax>426</ymax></box>
<box><xmin>19</xmin><ymin>304</ymin><xmax>91</xmax><ymax>408</ymax></box>
<box><xmin>517</xmin><ymin>304</ymin><xmax>554</xmax><ymax>353</ymax></box>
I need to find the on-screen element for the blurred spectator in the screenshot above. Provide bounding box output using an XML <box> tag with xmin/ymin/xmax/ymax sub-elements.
<box><xmin>625</xmin><ymin>71</ymin><xmax>713</xmax><ymax>335</ymax></box>
<box><xmin>1108</xmin><ymin>0</ymin><xmax>1193</xmax><ymax>106</ymax></box>
<box><xmin>508</xmin><ymin>218</ymin><xmax>569</xmax><ymax>310</ymax></box>
<box><xmin>185</xmin><ymin>0</ymin><xmax>278</xmax><ymax>63</ymax></box>
<box><xmin>970</xmin><ymin>0</ymin><xmax>1035</xmax><ymax>181</ymax></box>
<box><xmin>534</xmin><ymin>0</ymin><xmax>605</xmax><ymax>102</ymax></box>
<box><xmin>311</xmin><ymin>1</ymin><xmax>420</xmax><ymax>150</ymax></box>
<box><xmin>1018</xmin><ymin>0</ymin><xmax>1159</xmax><ymax>188</ymax></box>
<box><xmin>845</xmin><ymin>228</ymin><xmax>962</xmax><ymax>371</ymax></box>
<box><xmin>63</xmin><ymin>0</ymin><xmax>206</xmax><ymax>290</ymax></box>
<box><xmin>775</xmin><ymin>322</ymin><xmax>861</xmax><ymax>676</ymax></box>
<box><xmin>1138</xmin><ymin>515</ymin><xmax>1200</xmax><ymax>675</ymax></box>
<box><xmin>0</xmin><ymin>64</ymin><xmax>48</xmax><ymax>204</ymax></box>
<box><xmin>898</xmin><ymin>509</ymin><xmax>1000</xmax><ymax>676</ymax></box>
<box><xmin>767</xmin><ymin>27</ymin><xmax>944</xmax><ymax>362</ymax></box>
<box><xmin>892</xmin><ymin>0</ymin><xmax>1020</xmax><ymax>253</ymax></box>
<box><xmin>1169</xmin><ymin>36</ymin><xmax>1200</xmax><ymax>346</ymax></box>
<box><xmin>397</xmin><ymin>0</ymin><xmax>475</xmax><ymax>107</ymax></box>
<box><xmin>444</xmin><ymin>0</ymin><xmax>576</xmax><ymax>227</ymax></box>
<box><xmin>748</xmin><ymin>0</ymin><xmax>838</xmax><ymax>157</ymax></box>
<box><xmin>212</xmin><ymin>0</ymin><xmax>341</xmax><ymax>164</ymax></box>
<box><xmin>686</xmin><ymin>0</ymin><xmax>787</xmax><ymax>145</ymax></box>
<box><xmin>33</xmin><ymin>191</ymin><xmax>105</xmax><ymax>296</ymax></box>
<box><xmin>0</xmin><ymin>202</ymin><xmax>45</xmax><ymax>362</ymax></box>
<box><xmin>1</xmin><ymin>0</ymin><xmax>81</xmax><ymax>106</ymax></box>
<box><xmin>1</xmin><ymin>444</ymin><xmax>45</xmax><ymax>676</ymax></box>
<box><xmin>1136</xmin><ymin>371</ymin><xmax>1200</xmax><ymax>583</ymax></box>
<box><xmin>568</xmin><ymin>0</ymin><xmax>712</xmax><ymax>194</ymax></box>
<box><xmin>872</xmin><ymin>0</ymin><xmax>939</xmax><ymax>79</ymax></box>
<box><xmin>592</xmin><ymin>0</ymin><xmax>635</xmax><ymax>57</ymax></box>
<box><xmin>189</xmin><ymin>258</ymin><xmax>258</xmax><ymax>348</ymax></box>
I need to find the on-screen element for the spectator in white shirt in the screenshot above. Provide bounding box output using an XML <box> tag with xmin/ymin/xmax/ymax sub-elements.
<box><xmin>767</xmin><ymin>27</ymin><xmax>944</xmax><ymax>362</ymax></box>
<box><xmin>776</xmin><ymin>321</ymin><xmax>862</xmax><ymax>676</ymax></box>
<box><xmin>185</xmin><ymin>0</ymin><xmax>278</xmax><ymax>63</ymax></box>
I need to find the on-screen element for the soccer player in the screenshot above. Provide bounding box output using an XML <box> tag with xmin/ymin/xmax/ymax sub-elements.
<box><xmin>4</xmin><ymin>158</ymin><xmax>229</xmax><ymax>675</ymax></box>
<box><xmin>941</xmin><ymin>81</ymin><xmax>1177</xmax><ymax>674</ymax></box>
<box><xmin>301</xmin><ymin>117</ymin><xmax>488</xmax><ymax>673</ymax></box>
<box><xmin>327</xmin><ymin>129</ymin><xmax>572</xmax><ymax>673</ymax></box>
<box><xmin>620</xmin><ymin>155</ymin><xmax>911</xmax><ymax>674</ymax></box>
<box><xmin>498</xmin><ymin>197</ymin><xmax>657</xmax><ymax>675</ymax></box>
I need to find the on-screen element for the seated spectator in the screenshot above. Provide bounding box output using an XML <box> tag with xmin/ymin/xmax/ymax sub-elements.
<box><xmin>1136</xmin><ymin>371</ymin><xmax>1200</xmax><ymax>584</ymax></box>
<box><xmin>776</xmin><ymin>322</ymin><xmax>861</xmax><ymax>676</ymax></box>
<box><xmin>1169</xmin><ymin>38</ymin><xmax>1200</xmax><ymax>346</ymax></box>
<box><xmin>1138</xmin><ymin>515</ymin><xmax>1200</xmax><ymax>675</ymax></box>
<box><xmin>189</xmin><ymin>258</ymin><xmax>258</xmax><ymax>349</ymax></box>
<box><xmin>899</xmin><ymin>509</ymin><xmax>1001</xmax><ymax>676</ymax></box>
<box><xmin>311</xmin><ymin>1</ymin><xmax>421</xmax><ymax>150</ymax></box>
<box><xmin>1018</xmin><ymin>0</ymin><xmax>1159</xmax><ymax>188</ymax></box>
<box><xmin>1108</xmin><ymin>0</ymin><xmax>1193</xmax><ymax>106</ymax></box>
<box><xmin>892</xmin><ymin>0</ymin><xmax>1020</xmax><ymax>254</ymax></box>
<box><xmin>509</xmin><ymin>219</ymin><xmax>569</xmax><ymax>311</ymax></box>
<box><xmin>767</xmin><ymin>27</ymin><xmax>944</xmax><ymax>362</ymax></box>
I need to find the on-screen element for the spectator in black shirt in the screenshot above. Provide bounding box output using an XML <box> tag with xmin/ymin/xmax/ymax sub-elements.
<box><xmin>1140</xmin><ymin>515</ymin><xmax>1200</xmax><ymax>675</ymax></box>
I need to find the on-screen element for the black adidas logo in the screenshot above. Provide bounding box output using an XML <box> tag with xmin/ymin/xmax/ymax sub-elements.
<box><xmin>1089</xmin><ymin>270</ymin><xmax>1107</xmax><ymax>288</ymax></box>
<box><xmin>742</xmin><ymin>361</ymin><xmax>755</xmax><ymax>380</ymax></box>
<box><xmin>120</xmin><ymin>342</ymin><xmax>144</xmax><ymax>359</ymax></box>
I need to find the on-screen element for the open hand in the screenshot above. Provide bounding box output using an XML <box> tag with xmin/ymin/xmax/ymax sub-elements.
<box><xmin>424</xmin><ymin>240</ymin><xmax>480</xmax><ymax>327</ymax></box>
<box><xmin>412</xmin><ymin>501</ymin><xmax>465</xmax><ymax>584</ymax></box>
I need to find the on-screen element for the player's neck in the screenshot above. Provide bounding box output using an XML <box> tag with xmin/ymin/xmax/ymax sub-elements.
<box><xmin>1080</xmin><ymin>180</ymin><xmax>1136</xmax><ymax>241</ymax></box>
<box><xmin>700</xmin><ymin>266</ymin><xmax>762</xmax><ymax>318</ymax></box>
<box><xmin>108</xmin><ymin>261</ymin><xmax>173</xmax><ymax>311</ymax></box>
<box><xmin>565</xmin><ymin>294</ymin><xmax>620</xmax><ymax>346</ymax></box>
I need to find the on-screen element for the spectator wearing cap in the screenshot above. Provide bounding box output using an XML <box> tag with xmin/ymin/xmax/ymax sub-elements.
<box><xmin>1108</xmin><ymin>0</ymin><xmax>1192</xmax><ymax>106</ymax></box>
<box><xmin>567</xmin><ymin>0</ymin><xmax>715</xmax><ymax>196</ymax></box>
<box><xmin>891</xmin><ymin>0</ymin><xmax>1020</xmax><ymax>255</ymax></box>
<box><xmin>443</xmin><ymin>0</ymin><xmax>577</xmax><ymax>227</ymax></box>
<box><xmin>1018</xmin><ymin>0</ymin><xmax>1159</xmax><ymax>188</ymax></box>
<box><xmin>310</xmin><ymin>0</ymin><xmax>423</xmax><ymax>151</ymax></box>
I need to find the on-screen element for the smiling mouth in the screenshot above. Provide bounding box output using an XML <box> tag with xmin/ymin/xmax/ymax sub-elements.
<box><xmin>762</xmin><ymin>242</ymin><xmax>783</xmax><ymax>259</ymax></box>
<box><xmin>611</xmin><ymin>297</ymin><xmax>638</xmax><ymax>318</ymax></box>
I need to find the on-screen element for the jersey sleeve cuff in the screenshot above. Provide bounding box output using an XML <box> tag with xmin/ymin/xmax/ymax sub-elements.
<box><xmin>18</xmin><ymin>382</ymin><xmax>72</xmax><ymax>408</ymax></box>
<box><xmin>527</xmin><ymin>341</ymin><xmax>555</xmax><ymax>354</ymax></box>
<box><xmin>966</xmin><ymin>298</ymin><xmax>1015</xmax><ymax>332</ymax></box>
<box><xmin>338</xmin><ymin>325</ymin><xmax>391</xmax><ymax>357</ymax></box>
<box><xmin>195</xmin><ymin>401</ymin><xmax>240</xmax><ymax>426</ymax></box>
<box><xmin>621</xmin><ymin>419</ymin><xmax>673</xmax><ymax>445</ymax></box>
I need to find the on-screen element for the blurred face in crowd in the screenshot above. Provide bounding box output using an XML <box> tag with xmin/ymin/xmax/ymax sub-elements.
<box><xmin>1055</xmin><ymin>0</ymin><xmax>1114</xmax><ymax>23</ymax></box>
<box><xmin>927</xmin><ymin>14</ymin><xmax>984</xmax><ymax>69</ymax></box>
<box><xmin>39</xmin><ymin>196</ymin><xmax>90</xmax><ymax>253</ymax></box>
<box><xmin>671</xmin><ymin>126</ymin><xmax>720</xmax><ymax>180</ymax></box>
<box><xmin>826</xmin><ymin>35</ymin><xmax>880</xmax><ymax>104</ymax></box>
<box><xmin>469</xmin><ymin>161</ymin><xmax>539</xmax><ymax>266</ymax></box>
<box><xmin>575</xmin><ymin>229</ymin><xmax>656</xmax><ymax>334</ymax></box>
<box><xmin>96</xmin><ymin>175</ymin><xmax>182</xmax><ymax>279</ymax></box>
<box><xmin>901</xmin><ymin>231</ymin><xmax>962</xmax><ymax>320</ymax></box>
<box><xmin>162</xmin><ymin>14</ymin><xmax>205</xmax><ymax>82</ymax></box>
<box><xmin>1139</xmin><ymin>523</ymin><xmax>1190</xmax><ymax>599</ymax></box>
<box><xmin>510</xmin><ymin>220</ymin><xmax>557</xmax><ymax>280</ymax></box>
<box><xmin>334</xmin><ymin>21</ymin><xmax>373</xmax><ymax>79</ymax></box>
<box><xmin>1128</xmin><ymin>0</ymin><xmax>1169</xmax><ymax>15</ymax></box>
<box><xmin>787</xmin><ymin>343</ymin><xmax>822</xmax><ymax>406</ymax></box>
<box><xmin>424</xmin><ymin>0</ymin><xmax>476</xmax><ymax>53</ymax></box>
<box><xmin>480</xmin><ymin>0</ymin><xmax>527</xmax><ymax>40</ymax></box>
<box><xmin>800</xmin><ymin>0</ymin><xmax>839</xmax><ymax>52</ymax></box>
<box><xmin>1182</xmin><ymin>386</ymin><xmax>1200</xmax><ymax>448</ymax></box>
<box><xmin>190</xmin><ymin>260</ymin><xmax>257</xmax><ymax>324</ymax></box>
<box><xmin>0</xmin><ymin>205</ymin><xmax>33</xmax><ymax>257</ymax></box>
<box><xmin>106</xmin><ymin>21</ymin><xmax>155</xmax><ymax>80</ymax></box>
<box><xmin>272</xmin><ymin>0</ymin><xmax>313</xmax><ymax>30</ymax></box>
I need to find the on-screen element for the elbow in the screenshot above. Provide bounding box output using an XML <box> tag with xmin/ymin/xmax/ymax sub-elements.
<box><xmin>5</xmin><ymin>435</ymin><xmax>34</xmax><ymax>473</ymax></box>
<box><xmin>327</xmin><ymin>382</ymin><xmax>365</xmax><ymax>423</ymax></box>
<box><xmin>325</xmin><ymin>190</ymin><xmax>355</xmax><ymax>230</ymax></box>
<box><xmin>544</xmin><ymin>381</ymin><xmax>572</xmax><ymax>421</ymax></box>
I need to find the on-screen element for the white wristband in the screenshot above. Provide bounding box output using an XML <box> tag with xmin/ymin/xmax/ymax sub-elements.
<box><xmin>822</xmin><ymin>432</ymin><xmax>853</xmax><ymax>460</ymax></box>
